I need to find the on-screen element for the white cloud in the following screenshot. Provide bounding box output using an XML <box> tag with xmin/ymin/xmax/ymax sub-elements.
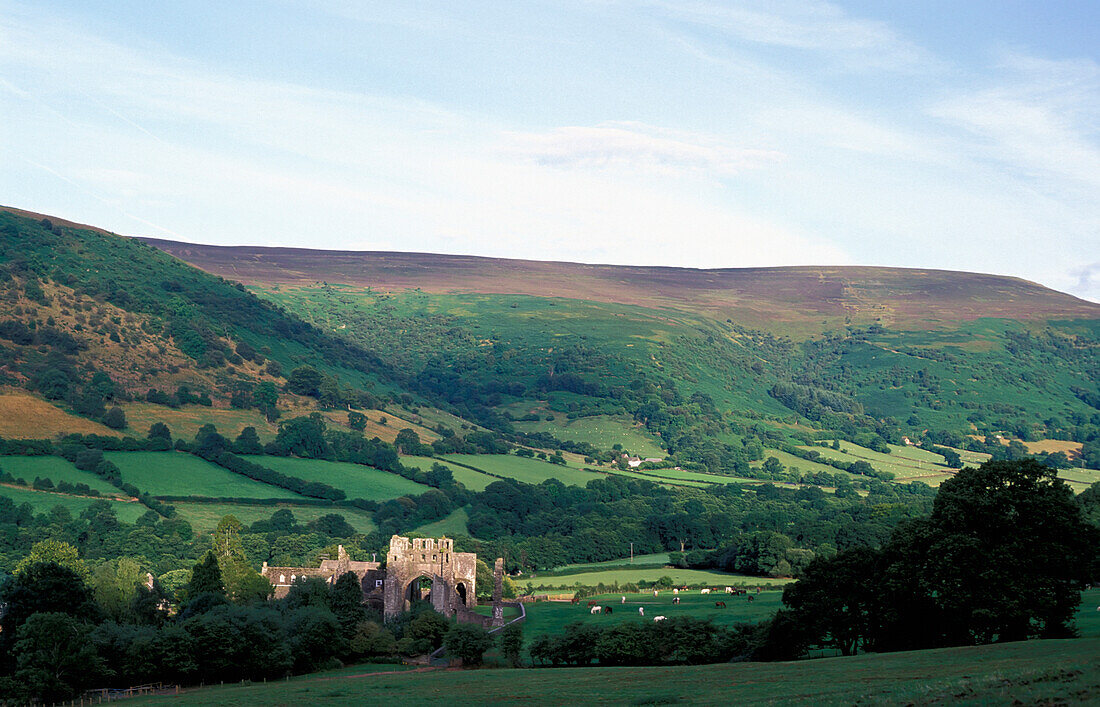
<box><xmin>649</xmin><ymin>0</ymin><xmax>938</xmax><ymax>72</ymax></box>
<box><xmin>501</xmin><ymin>122</ymin><xmax>784</xmax><ymax>176</ymax></box>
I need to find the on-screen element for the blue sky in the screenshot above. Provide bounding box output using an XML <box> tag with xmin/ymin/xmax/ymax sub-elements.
<box><xmin>1</xmin><ymin>0</ymin><xmax>1097</xmax><ymax>299</ymax></box>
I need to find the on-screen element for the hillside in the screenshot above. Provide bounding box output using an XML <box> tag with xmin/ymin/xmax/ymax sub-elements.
<box><xmin>0</xmin><ymin>207</ymin><xmax>441</xmax><ymax>435</ymax></box>
<box><xmin>141</xmin><ymin>238</ymin><xmax>1100</xmax><ymax>333</ymax></box>
<box><xmin>142</xmin><ymin>235</ymin><xmax>1100</xmax><ymax>476</ymax></box>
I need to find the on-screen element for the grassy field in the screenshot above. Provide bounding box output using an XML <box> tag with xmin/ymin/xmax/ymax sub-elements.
<box><xmin>243</xmin><ymin>456</ymin><xmax>430</xmax><ymax>501</ymax></box>
<box><xmin>756</xmin><ymin>449</ymin><xmax>853</xmax><ymax>478</ymax></box>
<box><xmin>0</xmin><ymin>391</ymin><xmax>120</xmax><ymax>438</ymax></box>
<box><xmin>521</xmin><ymin>590</ymin><xmax>783</xmax><ymax>640</ymax></box>
<box><xmin>526</xmin><ymin>567</ymin><xmax>790</xmax><ymax>589</ymax></box>
<box><xmin>132</xmin><ymin>636</ymin><xmax>1100</xmax><ymax>705</ymax></box>
<box><xmin>510</xmin><ymin>409</ymin><xmax>666</xmax><ymax>458</ymax></box>
<box><xmin>170</xmin><ymin>502</ymin><xmax>377</xmax><ymax>534</ymax></box>
<box><xmin>120</xmin><ymin>403</ymin><xmax>282</xmax><ymax>442</ymax></box>
<box><xmin>0</xmin><ymin>484</ymin><xmax>149</xmax><ymax>522</ymax></box>
<box><xmin>798</xmin><ymin>443</ymin><xmax>957</xmax><ymax>486</ymax></box>
<box><xmin>105</xmin><ymin>452</ymin><xmax>303</xmax><ymax>499</ymax></box>
<box><xmin>442</xmin><ymin>454</ymin><xmax>602</xmax><ymax>487</ymax></box>
<box><xmin>553</xmin><ymin>553</ymin><xmax>673</xmax><ymax>572</ymax></box>
<box><xmin>0</xmin><ymin>455</ymin><xmax>122</xmax><ymax>495</ymax></box>
<box><xmin>411</xmin><ymin>506</ymin><xmax>470</xmax><ymax>537</ymax></box>
<box><xmin>402</xmin><ymin>456</ymin><xmax>497</xmax><ymax>492</ymax></box>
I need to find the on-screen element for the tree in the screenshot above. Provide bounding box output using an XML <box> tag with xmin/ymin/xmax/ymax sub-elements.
<box><xmin>103</xmin><ymin>405</ymin><xmax>127</xmax><ymax>429</ymax></box>
<box><xmin>234</xmin><ymin>427</ymin><xmax>264</xmax><ymax>455</ymax></box>
<box><xmin>762</xmin><ymin>456</ymin><xmax>785</xmax><ymax>474</ymax></box>
<box><xmin>394</xmin><ymin>428</ymin><xmax>423</xmax><ymax>455</ymax></box>
<box><xmin>875</xmin><ymin>459</ymin><xmax>1100</xmax><ymax>651</ymax></box>
<box><xmin>350</xmin><ymin>621</ymin><xmax>397</xmax><ymax>658</ymax></box>
<box><xmin>348</xmin><ymin>410</ymin><xmax>367</xmax><ymax>431</ymax></box>
<box><xmin>147</xmin><ymin>422</ymin><xmax>172</xmax><ymax>450</ymax></box>
<box><xmin>500</xmin><ymin>622</ymin><xmax>523</xmax><ymax>667</ymax></box>
<box><xmin>275</xmin><ymin>414</ymin><xmax>331</xmax><ymax>458</ymax></box>
<box><xmin>90</xmin><ymin>557</ymin><xmax>145</xmax><ymax>621</ymax></box>
<box><xmin>13</xmin><ymin>613</ymin><xmax>103</xmax><ymax>703</ymax></box>
<box><xmin>187</xmin><ymin>552</ymin><xmax>224</xmax><ymax>597</ymax></box>
<box><xmin>444</xmin><ymin>623</ymin><xmax>494</xmax><ymax>666</ymax></box>
<box><xmin>781</xmin><ymin>548</ymin><xmax>880</xmax><ymax>655</ymax></box>
<box><xmin>14</xmin><ymin>540</ymin><xmax>89</xmax><ymax>579</ymax></box>
<box><xmin>0</xmin><ymin>562</ymin><xmax>101</xmax><ymax>665</ymax></box>
<box><xmin>286</xmin><ymin>365</ymin><xmax>323</xmax><ymax>397</ymax></box>
<box><xmin>330</xmin><ymin>571</ymin><xmax>366</xmax><ymax>636</ymax></box>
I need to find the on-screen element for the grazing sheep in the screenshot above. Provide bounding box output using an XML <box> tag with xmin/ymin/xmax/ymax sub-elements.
<box><xmin>653</xmin><ymin>616</ymin><xmax>667</xmax><ymax>622</ymax></box>
<box><xmin>638</xmin><ymin>606</ymin><xmax>645</xmax><ymax>616</ymax></box>
<box><xmin>590</xmin><ymin>605</ymin><xmax>602</xmax><ymax>615</ymax></box>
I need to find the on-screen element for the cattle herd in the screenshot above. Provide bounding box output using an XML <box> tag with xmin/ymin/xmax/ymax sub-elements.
<box><xmin>572</xmin><ymin>586</ymin><xmax>762</xmax><ymax>620</ymax></box>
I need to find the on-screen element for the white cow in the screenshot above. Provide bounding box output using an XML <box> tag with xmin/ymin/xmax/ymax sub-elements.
<box><xmin>638</xmin><ymin>606</ymin><xmax>645</xmax><ymax>616</ymax></box>
<box><xmin>725</xmin><ymin>586</ymin><xmax>734</xmax><ymax>594</ymax></box>
<box><xmin>672</xmin><ymin>588</ymin><xmax>679</xmax><ymax>595</ymax></box>
<box><xmin>590</xmin><ymin>605</ymin><xmax>602</xmax><ymax>615</ymax></box>
<box><xmin>700</xmin><ymin>588</ymin><xmax>711</xmax><ymax>595</ymax></box>
<box><xmin>653</xmin><ymin>616</ymin><xmax>667</xmax><ymax>622</ymax></box>
<box><xmin>653</xmin><ymin>590</ymin><xmax>659</xmax><ymax>597</ymax></box>
<box><xmin>621</xmin><ymin>596</ymin><xmax>626</xmax><ymax>604</ymax></box>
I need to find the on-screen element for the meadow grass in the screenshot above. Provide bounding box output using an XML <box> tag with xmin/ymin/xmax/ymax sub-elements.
<box><xmin>0</xmin><ymin>484</ymin><xmax>149</xmax><ymax>522</ymax></box>
<box><xmin>442</xmin><ymin>454</ymin><xmax>602</xmax><ymax>487</ymax></box>
<box><xmin>0</xmin><ymin>391</ymin><xmax>119</xmax><ymax>438</ymax></box>
<box><xmin>131</xmin><ymin>636</ymin><xmax>1100</xmax><ymax>706</ymax></box>
<box><xmin>242</xmin><ymin>456</ymin><xmax>430</xmax><ymax>501</ymax></box>
<box><xmin>119</xmin><ymin>403</ymin><xmax>281</xmax><ymax>441</ymax></box>
<box><xmin>105</xmin><ymin>452</ymin><xmax>302</xmax><ymax>499</ymax></box>
<box><xmin>511</xmin><ymin>411</ymin><xmax>665</xmax><ymax>458</ymax></box>
<box><xmin>402</xmin><ymin>456</ymin><xmax>496</xmax><ymax>491</ymax></box>
<box><xmin>553</xmin><ymin>553</ymin><xmax>672</xmax><ymax>572</ymax></box>
<box><xmin>411</xmin><ymin>506</ymin><xmax>469</xmax><ymax>536</ymax></box>
<box><xmin>0</xmin><ymin>455</ymin><xmax>122</xmax><ymax>495</ymax></box>
<box><xmin>526</xmin><ymin>567</ymin><xmax>790</xmax><ymax>589</ymax></box>
<box><xmin>520</xmin><ymin>590</ymin><xmax>784</xmax><ymax>640</ymax></box>
<box><xmin>170</xmin><ymin>501</ymin><xmax>377</xmax><ymax>534</ymax></box>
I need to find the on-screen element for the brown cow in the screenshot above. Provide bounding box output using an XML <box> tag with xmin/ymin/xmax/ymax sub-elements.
<box><xmin>715</xmin><ymin>601</ymin><xmax>727</xmax><ymax>608</ymax></box>
<box><xmin>604</xmin><ymin>606</ymin><xmax>613</xmax><ymax>614</ymax></box>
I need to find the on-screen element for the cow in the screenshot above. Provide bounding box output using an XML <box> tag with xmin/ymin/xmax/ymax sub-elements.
<box><xmin>673</xmin><ymin>596</ymin><xmax>680</xmax><ymax>604</ymax></box>
<box><xmin>747</xmin><ymin>595</ymin><xmax>754</xmax><ymax>602</ymax></box>
<box><xmin>621</xmin><ymin>595</ymin><xmax>626</xmax><ymax>604</ymax></box>
<box><xmin>638</xmin><ymin>606</ymin><xmax>645</xmax><ymax>616</ymax></box>
<box><xmin>725</xmin><ymin>586</ymin><xmax>734</xmax><ymax>594</ymax></box>
<box><xmin>590</xmin><ymin>605</ymin><xmax>602</xmax><ymax>615</ymax></box>
<box><xmin>571</xmin><ymin>597</ymin><xmax>579</xmax><ymax>605</ymax></box>
<box><xmin>653</xmin><ymin>590</ymin><xmax>659</xmax><ymax>597</ymax></box>
<box><xmin>587</xmin><ymin>600</ymin><xmax>597</xmax><ymax>607</ymax></box>
<box><xmin>700</xmin><ymin>588</ymin><xmax>711</xmax><ymax>594</ymax></box>
<box><xmin>715</xmin><ymin>601</ymin><xmax>727</xmax><ymax>608</ymax></box>
<box><xmin>672</xmin><ymin>588</ymin><xmax>679</xmax><ymax>595</ymax></box>
<box><xmin>653</xmin><ymin>616</ymin><xmax>667</xmax><ymax>622</ymax></box>
<box><xmin>604</xmin><ymin>606</ymin><xmax>613</xmax><ymax>615</ymax></box>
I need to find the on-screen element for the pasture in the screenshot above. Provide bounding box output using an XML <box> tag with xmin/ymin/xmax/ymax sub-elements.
<box><xmin>0</xmin><ymin>391</ymin><xmax>119</xmax><ymax>438</ymax></box>
<box><xmin>169</xmin><ymin>502</ymin><xmax>377</xmax><ymax>534</ymax></box>
<box><xmin>402</xmin><ymin>456</ymin><xmax>496</xmax><ymax>491</ymax></box>
<box><xmin>411</xmin><ymin>506</ymin><xmax>470</xmax><ymax>537</ymax></box>
<box><xmin>527</xmin><ymin>567</ymin><xmax>790</xmax><ymax>589</ymax></box>
<box><xmin>0</xmin><ymin>485</ymin><xmax>149</xmax><ymax>522</ymax></box>
<box><xmin>442</xmin><ymin>454</ymin><xmax>602</xmax><ymax>487</ymax></box>
<box><xmin>0</xmin><ymin>455</ymin><xmax>122</xmax><ymax>495</ymax></box>
<box><xmin>510</xmin><ymin>410</ymin><xmax>666</xmax><ymax>458</ymax></box>
<box><xmin>798</xmin><ymin>443</ymin><xmax>957</xmax><ymax>486</ymax></box>
<box><xmin>552</xmin><ymin>553</ymin><xmax>672</xmax><ymax>572</ymax></box>
<box><xmin>242</xmin><ymin>456</ymin><xmax>430</xmax><ymax>501</ymax></box>
<box><xmin>104</xmin><ymin>452</ymin><xmax>302</xmax><ymax>499</ymax></box>
<box><xmin>119</xmin><ymin>403</ymin><xmax>281</xmax><ymax>442</ymax></box>
<box><xmin>130</xmin><ymin>637</ymin><xmax>1100</xmax><ymax>705</ymax></box>
<box><xmin>523</xmin><ymin>589</ymin><xmax>782</xmax><ymax>640</ymax></box>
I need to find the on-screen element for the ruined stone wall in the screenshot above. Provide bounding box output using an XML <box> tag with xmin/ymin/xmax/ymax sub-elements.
<box><xmin>382</xmin><ymin>535</ymin><xmax>477</xmax><ymax>619</ymax></box>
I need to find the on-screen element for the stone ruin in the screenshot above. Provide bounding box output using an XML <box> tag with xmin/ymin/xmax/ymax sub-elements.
<box><xmin>382</xmin><ymin>535</ymin><xmax>478</xmax><ymax>619</ymax></box>
<box><xmin>261</xmin><ymin>535</ymin><xmax>482</xmax><ymax>620</ymax></box>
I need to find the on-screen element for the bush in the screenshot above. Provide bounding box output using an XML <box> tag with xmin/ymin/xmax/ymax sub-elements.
<box><xmin>443</xmin><ymin>623</ymin><xmax>494</xmax><ymax>666</ymax></box>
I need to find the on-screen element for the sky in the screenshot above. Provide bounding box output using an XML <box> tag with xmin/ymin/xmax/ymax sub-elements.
<box><xmin>1</xmin><ymin>1</ymin><xmax>1098</xmax><ymax>300</ymax></box>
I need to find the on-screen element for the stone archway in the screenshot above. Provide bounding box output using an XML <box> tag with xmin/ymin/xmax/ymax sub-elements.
<box><xmin>383</xmin><ymin>535</ymin><xmax>478</xmax><ymax>619</ymax></box>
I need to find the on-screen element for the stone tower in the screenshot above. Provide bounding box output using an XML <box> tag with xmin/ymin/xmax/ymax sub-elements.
<box><xmin>382</xmin><ymin>535</ymin><xmax>477</xmax><ymax>619</ymax></box>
